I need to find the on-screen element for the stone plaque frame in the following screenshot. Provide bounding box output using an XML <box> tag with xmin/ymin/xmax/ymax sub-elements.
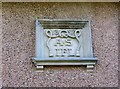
<box><xmin>32</xmin><ymin>19</ymin><xmax>97</xmax><ymax>71</ymax></box>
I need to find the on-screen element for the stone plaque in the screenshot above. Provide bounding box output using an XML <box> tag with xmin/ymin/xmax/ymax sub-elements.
<box><xmin>32</xmin><ymin>19</ymin><xmax>97</xmax><ymax>71</ymax></box>
<box><xmin>45</xmin><ymin>29</ymin><xmax>82</xmax><ymax>57</ymax></box>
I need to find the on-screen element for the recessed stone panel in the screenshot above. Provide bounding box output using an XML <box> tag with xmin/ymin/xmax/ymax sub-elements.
<box><xmin>32</xmin><ymin>19</ymin><xmax>97</xmax><ymax>71</ymax></box>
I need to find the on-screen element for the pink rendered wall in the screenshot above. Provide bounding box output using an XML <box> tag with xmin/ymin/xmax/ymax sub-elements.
<box><xmin>2</xmin><ymin>2</ymin><xmax>118</xmax><ymax>87</ymax></box>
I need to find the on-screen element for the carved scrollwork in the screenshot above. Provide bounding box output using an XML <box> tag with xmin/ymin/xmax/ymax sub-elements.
<box><xmin>45</xmin><ymin>29</ymin><xmax>81</xmax><ymax>38</ymax></box>
<box><xmin>45</xmin><ymin>29</ymin><xmax>82</xmax><ymax>57</ymax></box>
<box><xmin>75</xmin><ymin>30</ymin><xmax>81</xmax><ymax>56</ymax></box>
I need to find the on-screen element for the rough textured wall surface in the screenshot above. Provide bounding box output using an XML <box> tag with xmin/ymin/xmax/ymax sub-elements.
<box><xmin>2</xmin><ymin>3</ymin><xmax>118</xmax><ymax>87</ymax></box>
<box><xmin>0</xmin><ymin>2</ymin><xmax>2</xmax><ymax>88</ymax></box>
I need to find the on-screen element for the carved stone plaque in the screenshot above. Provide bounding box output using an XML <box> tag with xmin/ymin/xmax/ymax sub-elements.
<box><xmin>32</xmin><ymin>19</ymin><xmax>97</xmax><ymax>71</ymax></box>
<box><xmin>45</xmin><ymin>29</ymin><xmax>82</xmax><ymax>57</ymax></box>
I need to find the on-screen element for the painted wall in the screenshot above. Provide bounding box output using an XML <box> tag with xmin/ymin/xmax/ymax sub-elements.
<box><xmin>2</xmin><ymin>2</ymin><xmax>118</xmax><ymax>87</ymax></box>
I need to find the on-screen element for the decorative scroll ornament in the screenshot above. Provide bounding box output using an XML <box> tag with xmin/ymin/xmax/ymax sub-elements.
<box><xmin>45</xmin><ymin>29</ymin><xmax>82</xmax><ymax>57</ymax></box>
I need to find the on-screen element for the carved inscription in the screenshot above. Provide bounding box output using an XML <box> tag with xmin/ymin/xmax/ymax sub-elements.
<box><xmin>45</xmin><ymin>29</ymin><xmax>82</xmax><ymax>57</ymax></box>
<box><xmin>54</xmin><ymin>39</ymin><xmax>72</xmax><ymax>46</ymax></box>
<box><xmin>32</xmin><ymin>20</ymin><xmax>97</xmax><ymax>70</ymax></box>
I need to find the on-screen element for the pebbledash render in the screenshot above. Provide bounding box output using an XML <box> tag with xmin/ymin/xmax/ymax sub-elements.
<box><xmin>2</xmin><ymin>2</ymin><xmax>119</xmax><ymax>87</ymax></box>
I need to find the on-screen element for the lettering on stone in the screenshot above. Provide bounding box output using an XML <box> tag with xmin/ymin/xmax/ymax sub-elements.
<box><xmin>45</xmin><ymin>29</ymin><xmax>82</xmax><ymax>57</ymax></box>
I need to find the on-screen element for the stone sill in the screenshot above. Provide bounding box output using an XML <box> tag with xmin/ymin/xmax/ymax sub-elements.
<box><xmin>32</xmin><ymin>57</ymin><xmax>97</xmax><ymax>72</ymax></box>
